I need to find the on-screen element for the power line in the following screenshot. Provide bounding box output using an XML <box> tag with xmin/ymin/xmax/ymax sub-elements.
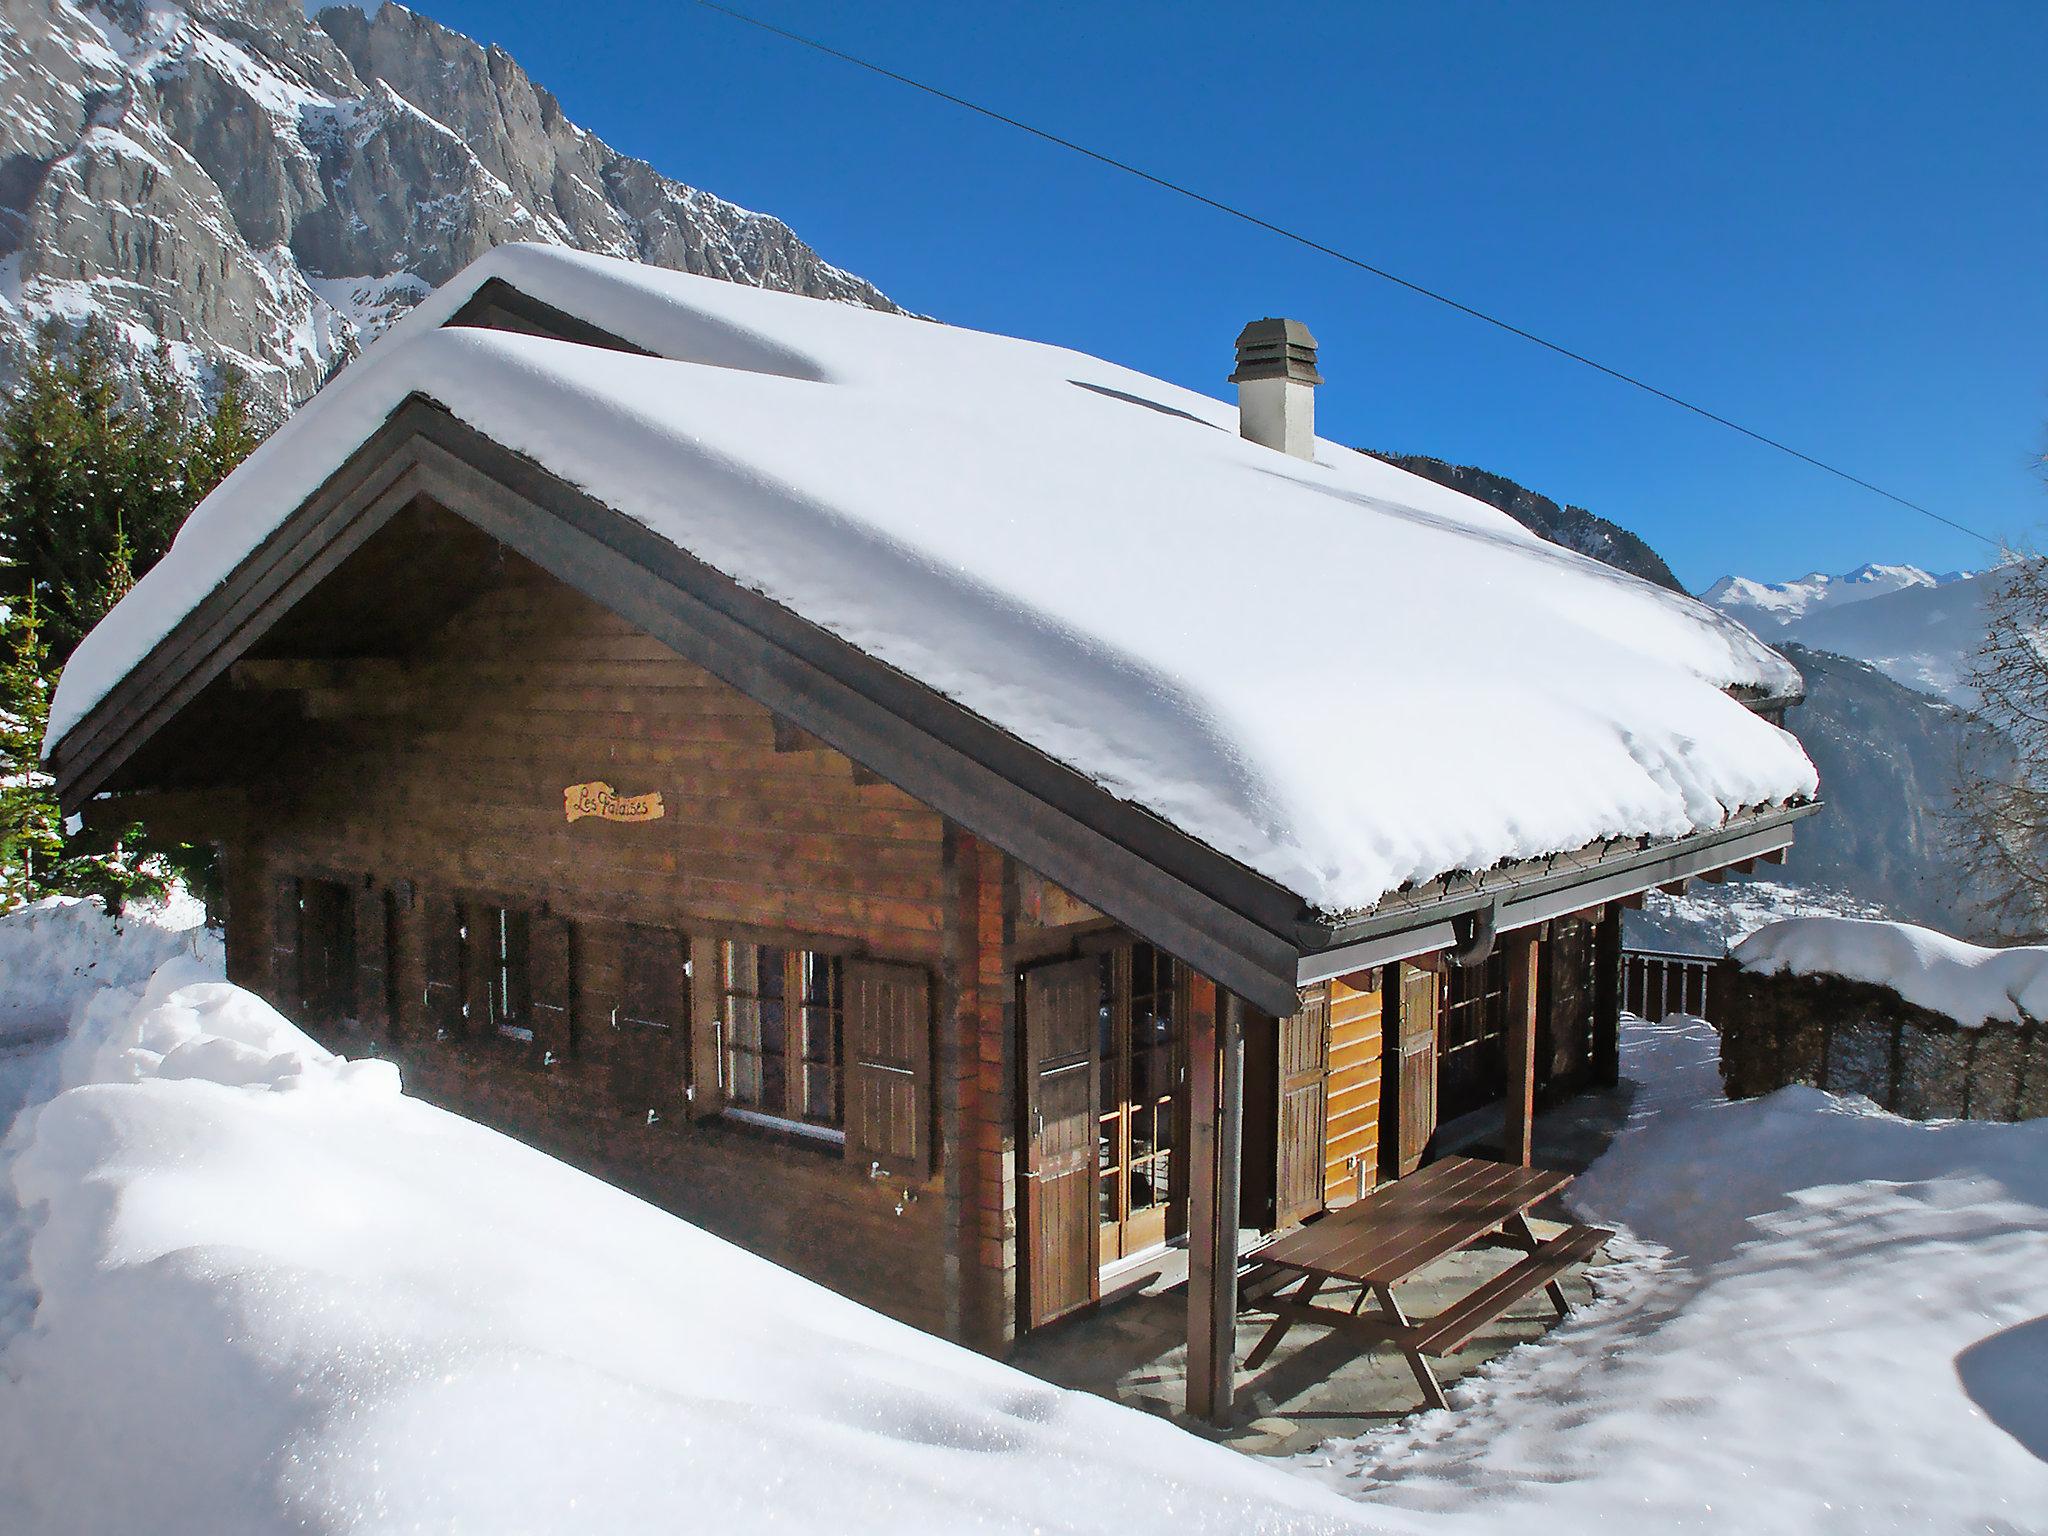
<box><xmin>692</xmin><ymin>0</ymin><xmax>2001</xmax><ymax>550</ymax></box>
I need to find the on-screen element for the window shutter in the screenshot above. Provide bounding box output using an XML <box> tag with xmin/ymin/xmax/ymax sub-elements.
<box><xmin>421</xmin><ymin>892</ymin><xmax>465</xmax><ymax>1040</ymax></box>
<box><xmin>270</xmin><ymin>876</ymin><xmax>301</xmax><ymax>1015</ymax></box>
<box><xmin>460</xmin><ymin>900</ymin><xmax>494</xmax><ymax>1041</ymax></box>
<box><xmin>353</xmin><ymin>886</ymin><xmax>390</xmax><ymax>1035</ymax></box>
<box><xmin>529</xmin><ymin>913</ymin><xmax>575</xmax><ymax>1059</ymax></box>
<box><xmin>843</xmin><ymin>959</ymin><xmax>933</xmax><ymax>1178</ymax></box>
<box><xmin>1274</xmin><ymin>984</ymin><xmax>1330</xmax><ymax>1230</ymax></box>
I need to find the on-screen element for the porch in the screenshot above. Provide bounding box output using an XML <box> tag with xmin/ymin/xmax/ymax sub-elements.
<box><xmin>1012</xmin><ymin>1070</ymin><xmax>1632</xmax><ymax>1456</ymax></box>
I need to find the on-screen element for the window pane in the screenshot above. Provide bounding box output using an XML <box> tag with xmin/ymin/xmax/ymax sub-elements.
<box><xmin>728</xmin><ymin>1048</ymin><xmax>762</xmax><ymax>1109</ymax></box>
<box><xmin>760</xmin><ymin>1050</ymin><xmax>786</xmax><ymax>1115</ymax></box>
<box><xmin>802</xmin><ymin>1062</ymin><xmax>837</xmax><ymax>1124</ymax></box>
<box><xmin>757</xmin><ymin>946</ymin><xmax>787</xmax><ymax>999</ymax></box>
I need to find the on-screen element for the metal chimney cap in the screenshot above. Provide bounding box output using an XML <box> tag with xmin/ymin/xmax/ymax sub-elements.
<box><xmin>1229</xmin><ymin>317</ymin><xmax>1323</xmax><ymax>385</ymax></box>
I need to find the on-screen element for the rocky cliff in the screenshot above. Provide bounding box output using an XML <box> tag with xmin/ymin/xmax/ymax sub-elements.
<box><xmin>0</xmin><ymin>0</ymin><xmax>896</xmax><ymax>408</ymax></box>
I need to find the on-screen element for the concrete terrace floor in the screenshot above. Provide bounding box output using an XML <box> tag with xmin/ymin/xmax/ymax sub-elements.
<box><xmin>1012</xmin><ymin>1077</ymin><xmax>1637</xmax><ymax>1458</ymax></box>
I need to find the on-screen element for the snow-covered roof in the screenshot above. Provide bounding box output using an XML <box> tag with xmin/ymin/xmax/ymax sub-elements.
<box><xmin>48</xmin><ymin>245</ymin><xmax>1816</xmax><ymax>917</ymax></box>
<box><xmin>1736</xmin><ymin>917</ymin><xmax>2048</xmax><ymax>1027</ymax></box>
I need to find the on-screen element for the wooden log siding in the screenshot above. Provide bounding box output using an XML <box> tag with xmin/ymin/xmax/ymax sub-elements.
<box><xmin>1323</xmin><ymin>969</ymin><xmax>1384</xmax><ymax>1204</ymax></box>
<box><xmin>222</xmin><ymin>560</ymin><xmax>968</xmax><ymax>1337</ymax></box>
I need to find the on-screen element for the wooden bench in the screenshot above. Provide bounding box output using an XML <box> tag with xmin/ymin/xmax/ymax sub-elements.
<box><xmin>1240</xmin><ymin>1154</ymin><xmax>1612</xmax><ymax>1410</ymax></box>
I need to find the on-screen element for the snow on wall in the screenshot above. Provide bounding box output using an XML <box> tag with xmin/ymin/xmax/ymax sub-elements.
<box><xmin>1734</xmin><ymin>916</ymin><xmax>2048</xmax><ymax>1028</ymax></box>
<box><xmin>0</xmin><ymin>948</ymin><xmax>1369</xmax><ymax>1534</ymax></box>
<box><xmin>47</xmin><ymin>245</ymin><xmax>1818</xmax><ymax>917</ymax></box>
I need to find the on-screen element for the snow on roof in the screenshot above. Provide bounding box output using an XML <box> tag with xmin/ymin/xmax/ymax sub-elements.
<box><xmin>1735</xmin><ymin>917</ymin><xmax>2048</xmax><ymax>1027</ymax></box>
<box><xmin>48</xmin><ymin>245</ymin><xmax>1816</xmax><ymax>917</ymax></box>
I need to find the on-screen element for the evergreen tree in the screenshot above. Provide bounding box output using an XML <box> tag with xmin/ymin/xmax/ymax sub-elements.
<box><xmin>0</xmin><ymin>323</ymin><xmax>268</xmax><ymax>912</ymax></box>
<box><xmin>0</xmin><ymin>589</ymin><xmax>61</xmax><ymax>908</ymax></box>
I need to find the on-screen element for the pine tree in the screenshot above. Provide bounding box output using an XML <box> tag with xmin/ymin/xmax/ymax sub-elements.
<box><xmin>0</xmin><ymin>323</ymin><xmax>268</xmax><ymax>912</ymax></box>
<box><xmin>0</xmin><ymin>589</ymin><xmax>62</xmax><ymax>908</ymax></box>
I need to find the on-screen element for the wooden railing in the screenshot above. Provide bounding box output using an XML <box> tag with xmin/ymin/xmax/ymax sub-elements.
<box><xmin>1621</xmin><ymin>948</ymin><xmax>1717</xmax><ymax>1022</ymax></box>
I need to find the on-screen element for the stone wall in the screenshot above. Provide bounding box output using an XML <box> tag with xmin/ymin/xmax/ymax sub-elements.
<box><xmin>1713</xmin><ymin>960</ymin><xmax>2048</xmax><ymax>1121</ymax></box>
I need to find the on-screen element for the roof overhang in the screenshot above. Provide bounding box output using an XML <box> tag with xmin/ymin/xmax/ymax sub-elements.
<box><xmin>1294</xmin><ymin>800</ymin><xmax>1816</xmax><ymax>987</ymax></box>
<box><xmin>50</xmin><ymin>394</ymin><xmax>1814</xmax><ymax>1019</ymax></box>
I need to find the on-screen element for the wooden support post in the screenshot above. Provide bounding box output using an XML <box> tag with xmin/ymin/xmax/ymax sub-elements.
<box><xmin>1185</xmin><ymin>975</ymin><xmax>1244</xmax><ymax>1427</ymax></box>
<box><xmin>1504</xmin><ymin>930</ymin><xmax>1540</xmax><ymax>1166</ymax></box>
<box><xmin>1592</xmin><ymin>905</ymin><xmax>1622</xmax><ymax>1087</ymax></box>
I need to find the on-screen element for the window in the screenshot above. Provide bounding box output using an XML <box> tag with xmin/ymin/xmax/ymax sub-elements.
<box><xmin>487</xmin><ymin>907</ymin><xmax>533</xmax><ymax>1041</ymax></box>
<box><xmin>721</xmin><ymin>941</ymin><xmax>844</xmax><ymax>1135</ymax></box>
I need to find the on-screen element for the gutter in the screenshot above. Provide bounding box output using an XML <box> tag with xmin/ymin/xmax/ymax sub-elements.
<box><xmin>1293</xmin><ymin>800</ymin><xmax>1818</xmax><ymax>988</ymax></box>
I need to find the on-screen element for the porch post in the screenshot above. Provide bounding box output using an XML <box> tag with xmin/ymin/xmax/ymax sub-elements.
<box><xmin>1185</xmin><ymin>976</ymin><xmax>1244</xmax><ymax>1426</ymax></box>
<box><xmin>1504</xmin><ymin>929</ymin><xmax>1540</xmax><ymax>1166</ymax></box>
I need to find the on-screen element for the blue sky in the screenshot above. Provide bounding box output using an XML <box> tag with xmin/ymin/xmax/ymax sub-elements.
<box><xmin>391</xmin><ymin>1</ymin><xmax>2044</xmax><ymax>591</ymax></box>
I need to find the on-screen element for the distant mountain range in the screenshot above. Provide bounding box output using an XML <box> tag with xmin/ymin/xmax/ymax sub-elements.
<box><xmin>0</xmin><ymin>0</ymin><xmax>896</xmax><ymax>408</ymax></box>
<box><xmin>1705</xmin><ymin>563</ymin><xmax>1995</xmax><ymax>708</ymax></box>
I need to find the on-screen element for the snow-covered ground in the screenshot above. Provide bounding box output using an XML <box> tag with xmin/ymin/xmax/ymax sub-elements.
<box><xmin>2</xmin><ymin>898</ymin><xmax>2043</xmax><ymax>1534</ymax></box>
<box><xmin>1306</xmin><ymin>1014</ymin><xmax>2048</xmax><ymax>1533</ymax></box>
<box><xmin>0</xmin><ymin>900</ymin><xmax>1366</xmax><ymax>1535</ymax></box>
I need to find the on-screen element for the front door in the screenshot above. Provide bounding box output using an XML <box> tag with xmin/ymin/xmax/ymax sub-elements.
<box><xmin>1389</xmin><ymin>962</ymin><xmax>1441</xmax><ymax>1177</ymax></box>
<box><xmin>1097</xmin><ymin>944</ymin><xmax>1185</xmax><ymax>1266</ymax></box>
<box><xmin>1022</xmin><ymin>956</ymin><xmax>1099</xmax><ymax>1328</ymax></box>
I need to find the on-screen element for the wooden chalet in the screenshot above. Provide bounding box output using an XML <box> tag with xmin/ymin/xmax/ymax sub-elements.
<box><xmin>44</xmin><ymin>248</ymin><xmax>1818</xmax><ymax>1423</ymax></box>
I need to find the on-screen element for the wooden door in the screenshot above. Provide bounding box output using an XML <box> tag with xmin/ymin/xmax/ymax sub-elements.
<box><xmin>1022</xmin><ymin>955</ymin><xmax>1100</xmax><ymax>1328</ymax></box>
<box><xmin>1323</xmin><ymin>969</ymin><xmax>1384</xmax><ymax>1204</ymax></box>
<box><xmin>1097</xmin><ymin>945</ymin><xmax>1185</xmax><ymax>1266</ymax></box>
<box><xmin>1390</xmin><ymin>962</ymin><xmax>1440</xmax><ymax>1178</ymax></box>
<box><xmin>1273</xmin><ymin>985</ymin><xmax>1329</xmax><ymax>1229</ymax></box>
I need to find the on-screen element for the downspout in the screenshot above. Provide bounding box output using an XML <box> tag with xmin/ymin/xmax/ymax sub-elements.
<box><xmin>1449</xmin><ymin>894</ymin><xmax>1503</xmax><ymax>969</ymax></box>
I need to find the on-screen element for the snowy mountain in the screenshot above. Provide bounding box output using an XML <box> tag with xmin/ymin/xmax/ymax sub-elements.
<box><xmin>1774</xmin><ymin>569</ymin><xmax>1996</xmax><ymax>708</ymax></box>
<box><xmin>1702</xmin><ymin>562</ymin><xmax>1969</xmax><ymax>631</ymax></box>
<box><xmin>0</xmin><ymin>0</ymin><xmax>896</xmax><ymax>408</ymax></box>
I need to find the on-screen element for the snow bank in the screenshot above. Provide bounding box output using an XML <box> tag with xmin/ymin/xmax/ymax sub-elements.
<box><xmin>0</xmin><ymin>895</ymin><xmax>219</xmax><ymax>1038</ymax></box>
<box><xmin>0</xmin><ymin>960</ymin><xmax>1369</xmax><ymax>1534</ymax></box>
<box><xmin>47</xmin><ymin>245</ymin><xmax>1816</xmax><ymax>917</ymax></box>
<box><xmin>1307</xmin><ymin>1016</ymin><xmax>2048</xmax><ymax>1533</ymax></box>
<box><xmin>1735</xmin><ymin>915</ymin><xmax>2048</xmax><ymax>1026</ymax></box>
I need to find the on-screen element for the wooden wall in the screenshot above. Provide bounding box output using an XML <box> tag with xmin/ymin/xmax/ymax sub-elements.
<box><xmin>213</xmin><ymin>548</ymin><xmax>1009</xmax><ymax>1342</ymax></box>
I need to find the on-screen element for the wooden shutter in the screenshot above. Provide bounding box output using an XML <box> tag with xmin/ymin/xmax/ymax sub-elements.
<box><xmin>1541</xmin><ymin>920</ymin><xmax>1594</xmax><ymax>1091</ymax></box>
<box><xmin>421</xmin><ymin>892</ymin><xmax>465</xmax><ymax>1040</ymax></box>
<box><xmin>1273</xmin><ymin>985</ymin><xmax>1329</xmax><ymax>1229</ymax></box>
<box><xmin>610</xmin><ymin>923</ymin><xmax>687</xmax><ymax>1115</ymax></box>
<box><xmin>844</xmin><ymin>959</ymin><xmax>934</xmax><ymax>1177</ymax></box>
<box><xmin>270</xmin><ymin>876</ymin><xmax>302</xmax><ymax>1015</ymax></box>
<box><xmin>529</xmin><ymin>913</ymin><xmax>575</xmax><ymax>1059</ymax></box>
<box><xmin>353</xmin><ymin>886</ymin><xmax>390</xmax><ymax>1035</ymax></box>
<box><xmin>1022</xmin><ymin>955</ymin><xmax>1100</xmax><ymax>1328</ymax></box>
<box><xmin>1392</xmin><ymin>962</ymin><xmax>1440</xmax><ymax>1178</ymax></box>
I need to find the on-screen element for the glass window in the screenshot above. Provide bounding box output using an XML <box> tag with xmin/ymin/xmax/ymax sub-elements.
<box><xmin>722</xmin><ymin>941</ymin><xmax>843</xmax><ymax>1132</ymax></box>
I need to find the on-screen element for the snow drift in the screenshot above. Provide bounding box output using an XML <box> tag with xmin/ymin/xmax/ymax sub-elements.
<box><xmin>1310</xmin><ymin>1015</ymin><xmax>2048</xmax><ymax>1533</ymax></box>
<box><xmin>1735</xmin><ymin>915</ymin><xmax>2048</xmax><ymax>1026</ymax></box>
<box><xmin>47</xmin><ymin>245</ymin><xmax>1816</xmax><ymax>917</ymax></box>
<box><xmin>0</xmin><ymin>904</ymin><xmax>1366</xmax><ymax>1535</ymax></box>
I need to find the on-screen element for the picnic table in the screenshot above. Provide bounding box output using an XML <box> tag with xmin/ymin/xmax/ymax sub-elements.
<box><xmin>1239</xmin><ymin>1154</ymin><xmax>1611</xmax><ymax>1410</ymax></box>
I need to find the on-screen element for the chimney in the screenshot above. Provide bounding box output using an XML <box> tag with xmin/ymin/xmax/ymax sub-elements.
<box><xmin>1230</xmin><ymin>317</ymin><xmax>1322</xmax><ymax>459</ymax></box>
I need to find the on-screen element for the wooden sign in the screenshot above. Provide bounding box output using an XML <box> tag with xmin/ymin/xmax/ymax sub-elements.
<box><xmin>563</xmin><ymin>781</ymin><xmax>666</xmax><ymax>824</ymax></box>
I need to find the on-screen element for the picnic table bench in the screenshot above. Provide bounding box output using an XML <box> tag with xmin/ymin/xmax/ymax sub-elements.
<box><xmin>1239</xmin><ymin>1154</ymin><xmax>1612</xmax><ymax>1410</ymax></box>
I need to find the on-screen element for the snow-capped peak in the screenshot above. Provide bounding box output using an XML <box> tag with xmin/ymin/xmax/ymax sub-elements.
<box><xmin>1702</xmin><ymin>562</ymin><xmax>1967</xmax><ymax>630</ymax></box>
